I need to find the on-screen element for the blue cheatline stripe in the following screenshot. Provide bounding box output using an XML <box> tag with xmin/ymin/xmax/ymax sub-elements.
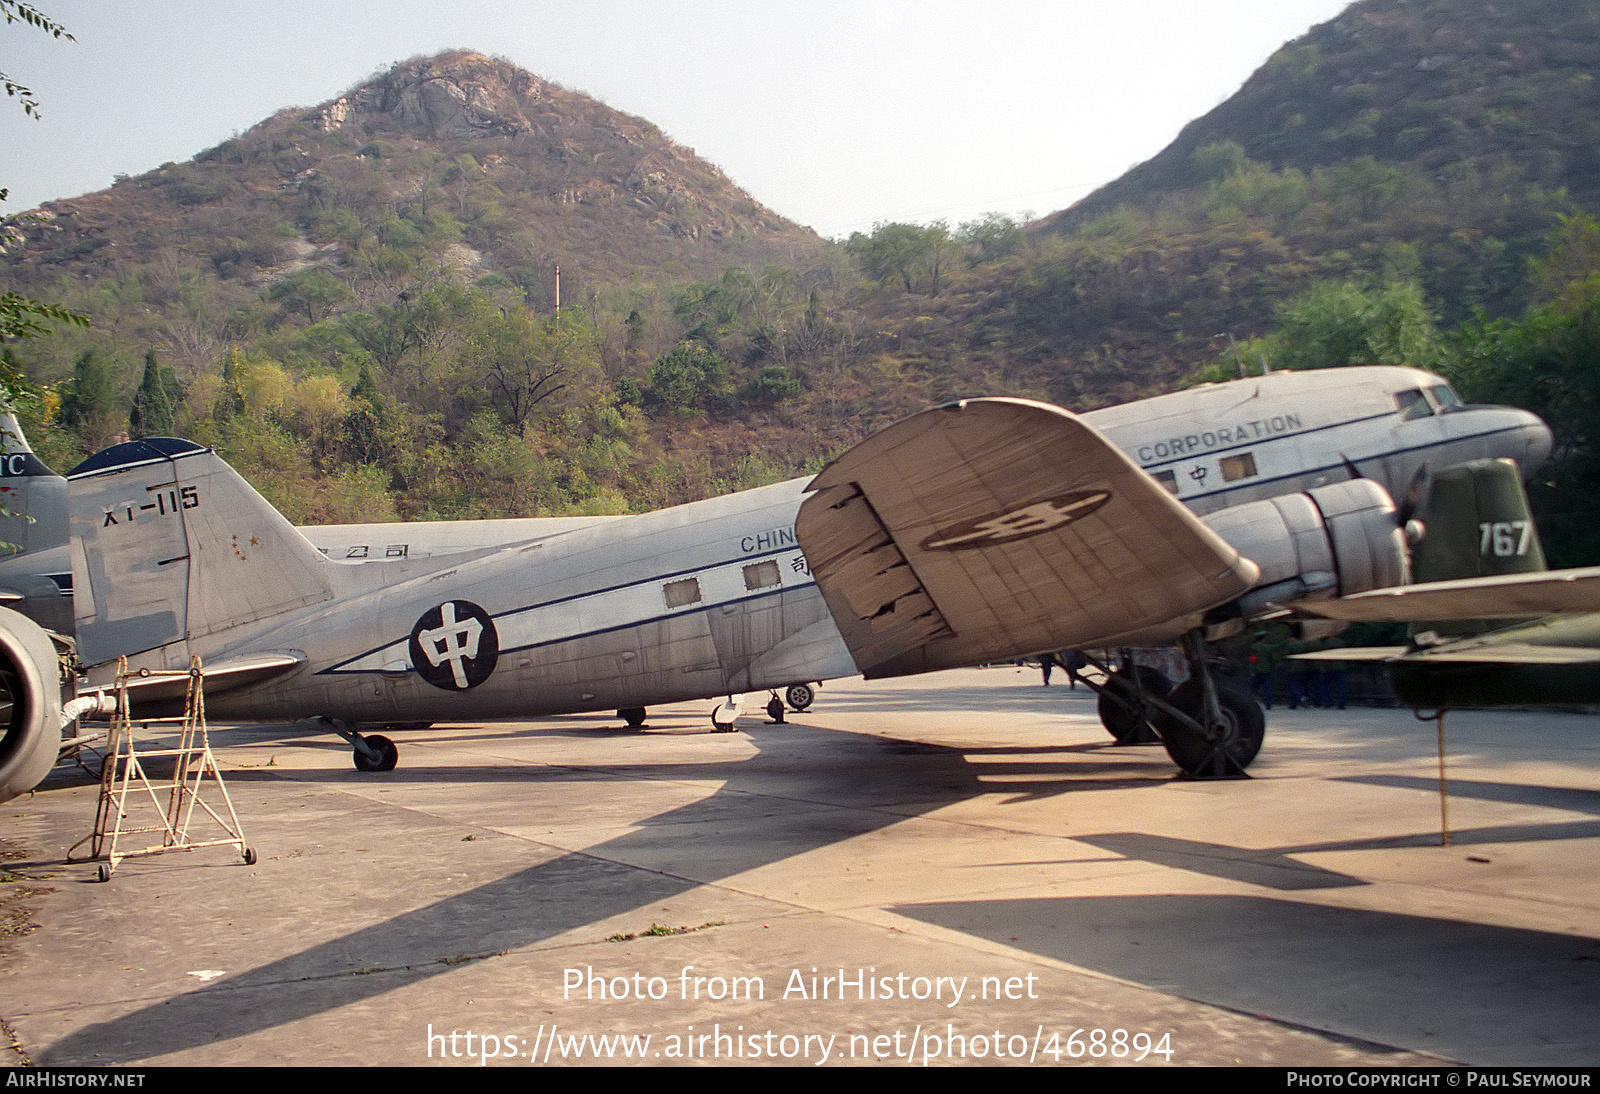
<box><xmin>1171</xmin><ymin>426</ymin><xmax>1529</xmax><ymax>505</ymax></box>
<box><xmin>317</xmin><ymin>548</ymin><xmax>816</xmax><ymax>676</ymax></box>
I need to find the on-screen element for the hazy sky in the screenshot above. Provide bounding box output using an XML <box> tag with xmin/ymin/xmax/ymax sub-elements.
<box><xmin>1</xmin><ymin>1</ymin><xmax>1353</xmax><ymax>237</ymax></box>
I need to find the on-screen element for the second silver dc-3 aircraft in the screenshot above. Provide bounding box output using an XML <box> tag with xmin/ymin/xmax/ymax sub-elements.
<box><xmin>0</xmin><ymin>365</ymin><xmax>1552</xmax><ymax>801</ymax></box>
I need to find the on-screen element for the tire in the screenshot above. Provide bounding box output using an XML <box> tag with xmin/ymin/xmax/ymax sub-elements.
<box><xmin>353</xmin><ymin>733</ymin><xmax>399</xmax><ymax>772</ymax></box>
<box><xmin>618</xmin><ymin>707</ymin><xmax>647</xmax><ymax>728</ymax></box>
<box><xmin>785</xmin><ymin>683</ymin><xmax>815</xmax><ymax>712</ymax></box>
<box><xmin>1097</xmin><ymin>666</ymin><xmax>1172</xmax><ymax>744</ymax></box>
<box><xmin>1156</xmin><ymin>680</ymin><xmax>1265</xmax><ymax>777</ymax></box>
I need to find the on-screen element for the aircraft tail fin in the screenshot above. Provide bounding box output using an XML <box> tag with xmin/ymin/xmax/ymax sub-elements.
<box><xmin>0</xmin><ymin>413</ymin><xmax>66</xmax><ymax>557</ymax></box>
<box><xmin>0</xmin><ymin>414</ymin><xmax>73</xmax><ymax>632</ymax></box>
<box><xmin>1409</xmin><ymin>457</ymin><xmax>1546</xmax><ymax>638</ymax></box>
<box><xmin>68</xmin><ymin>438</ymin><xmax>334</xmax><ymax>667</ymax></box>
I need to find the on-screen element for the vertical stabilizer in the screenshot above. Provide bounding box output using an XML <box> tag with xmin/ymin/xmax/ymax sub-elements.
<box><xmin>1410</xmin><ymin>458</ymin><xmax>1546</xmax><ymax>638</ymax></box>
<box><xmin>0</xmin><ymin>414</ymin><xmax>73</xmax><ymax>632</ymax></box>
<box><xmin>68</xmin><ymin>438</ymin><xmax>333</xmax><ymax>667</ymax></box>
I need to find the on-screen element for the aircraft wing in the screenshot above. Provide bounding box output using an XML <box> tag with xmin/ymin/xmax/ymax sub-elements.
<box><xmin>1402</xmin><ymin>642</ymin><xmax>1600</xmax><ymax>665</ymax></box>
<box><xmin>796</xmin><ymin>398</ymin><xmax>1260</xmax><ymax>678</ymax></box>
<box><xmin>1293</xmin><ymin>566</ymin><xmax>1600</xmax><ymax>623</ymax></box>
<box><xmin>1292</xmin><ymin>643</ymin><xmax>1600</xmax><ymax>665</ymax></box>
<box><xmin>1292</xmin><ymin>646</ymin><xmax>1409</xmax><ymax>663</ymax></box>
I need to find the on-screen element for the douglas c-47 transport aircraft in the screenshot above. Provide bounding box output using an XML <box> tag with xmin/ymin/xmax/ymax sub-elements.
<box><xmin>0</xmin><ymin>366</ymin><xmax>1552</xmax><ymax>801</ymax></box>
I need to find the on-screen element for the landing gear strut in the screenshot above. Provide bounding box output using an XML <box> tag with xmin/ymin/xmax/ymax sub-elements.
<box><xmin>317</xmin><ymin>717</ymin><xmax>401</xmax><ymax>773</ymax></box>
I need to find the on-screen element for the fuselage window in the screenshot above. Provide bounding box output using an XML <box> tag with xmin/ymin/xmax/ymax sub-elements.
<box><xmin>663</xmin><ymin>577</ymin><xmax>702</xmax><ymax>608</ymax></box>
<box><xmin>1152</xmin><ymin>469</ymin><xmax>1179</xmax><ymax>495</ymax></box>
<box><xmin>743</xmin><ymin>559</ymin><xmax>781</xmax><ymax>591</ymax></box>
<box><xmin>1220</xmin><ymin>452</ymin><xmax>1258</xmax><ymax>482</ymax></box>
<box><xmin>1394</xmin><ymin>388</ymin><xmax>1433</xmax><ymax>420</ymax></box>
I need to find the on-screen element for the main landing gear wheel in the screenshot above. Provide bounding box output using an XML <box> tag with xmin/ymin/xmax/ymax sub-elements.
<box><xmin>1156</xmin><ymin>680</ymin><xmax>1264</xmax><ymax>778</ymax></box>
<box><xmin>784</xmin><ymin>683</ymin><xmax>816</xmax><ymax>712</ymax></box>
<box><xmin>353</xmin><ymin>733</ymin><xmax>399</xmax><ymax>772</ymax></box>
<box><xmin>1098</xmin><ymin>666</ymin><xmax>1172</xmax><ymax>744</ymax></box>
<box><xmin>618</xmin><ymin>707</ymin><xmax>648</xmax><ymax>728</ymax></box>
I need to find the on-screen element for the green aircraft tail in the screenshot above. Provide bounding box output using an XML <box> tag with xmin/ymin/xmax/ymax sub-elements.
<box><xmin>1409</xmin><ymin>458</ymin><xmax>1546</xmax><ymax>639</ymax></box>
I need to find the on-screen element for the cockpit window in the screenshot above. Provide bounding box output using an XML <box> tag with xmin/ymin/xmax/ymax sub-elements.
<box><xmin>1394</xmin><ymin>388</ymin><xmax>1433</xmax><ymax>420</ymax></box>
<box><xmin>1428</xmin><ymin>384</ymin><xmax>1462</xmax><ymax>410</ymax></box>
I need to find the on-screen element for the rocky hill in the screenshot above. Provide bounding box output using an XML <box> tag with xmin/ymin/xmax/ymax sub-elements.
<box><xmin>1050</xmin><ymin>0</ymin><xmax>1599</xmax><ymax>230</ymax></box>
<box><xmin>6</xmin><ymin>51</ymin><xmax>825</xmax><ymax>310</ymax></box>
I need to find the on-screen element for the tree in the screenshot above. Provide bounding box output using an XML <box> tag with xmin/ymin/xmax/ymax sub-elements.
<box><xmin>129</xmin><ymin>349</ymin><xmax>182</xmax><ymax>438</ymax></box>
<box><xmin>58</xmin><ymin>347</ymin><xmax>120</xmax><ymax>449</ymax></box>
<box><xmin>267</xmin><ymin>268</ymin><xmax>353</xmax><ymax>323</ymax></box>
<box><xmin>461</xmin><ymin>308</ymin><xmax>598</xmax><ymax>437</ymax></box>
<box><xmin>845</xmin><ymin>221</ymin><xmax>957</xmax><ymax>295</ymax></box>
<box><xmin>642</xmin><ymin>341</ymin><xmax>731</xmax><ymax>416</ymax></box>
<box><xmin>1</xmin><ymin>1</ymin><xmax>71</xmax><ymax>121</ymax></box>
<box><xmin>1273</xmin><ymin>277</ymin><xmax>1441</xmax><ymax>372</ymax></box>
<box><xmin>958</xmin><ymin>213</ymin><xmax>1026</xmax><ymax>267</ymax></box>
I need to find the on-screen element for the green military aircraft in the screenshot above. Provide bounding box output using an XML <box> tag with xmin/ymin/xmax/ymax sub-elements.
<box><xmin>1295</xmin><ymin>459</ymin><xmax>1600</xmax><ymax>709</ymax></box>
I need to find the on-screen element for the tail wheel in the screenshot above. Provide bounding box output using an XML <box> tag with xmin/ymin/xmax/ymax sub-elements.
<box><xmin>1156</xmin><ymin>680</ymin><xmax>1264</xmax><ymax>777</ymax></box>
<box><xmin>1097</xmin><ymin>666</ymin><xmax>1172</xmax><ymax>744</ymax></box>
<box><xmin>784</xmin><ymin>683</ymin><xmax>815</xmax><ymax>712</ymax></box>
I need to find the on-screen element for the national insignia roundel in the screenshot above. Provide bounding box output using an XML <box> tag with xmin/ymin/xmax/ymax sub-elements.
<box><xmin>408</xmin><ymin>600</ymin><xmax>499</xmax><ymax>691</ymax></box>
<box><xmin>921</xmin><ymin>489</ymin><xmax>1113</xmax><ymax>551</ymax></box>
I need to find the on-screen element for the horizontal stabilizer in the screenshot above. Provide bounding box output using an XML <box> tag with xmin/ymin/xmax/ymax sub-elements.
<box><xmin>797</xmin><ymin>398</ymin><xmax>1259</xmax><ymax>677</ymax></box>
<box><xmin>1292</xmin><ymin>566</ymin><xmax>1600</xmax><ymax>623</ymax></box>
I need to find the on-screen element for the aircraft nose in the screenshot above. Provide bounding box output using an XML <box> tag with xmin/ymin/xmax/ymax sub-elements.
<box><xmin>1519</xmin><ymin>412</ymin><xmax>1554</xmax><ymax>476</ymax></box>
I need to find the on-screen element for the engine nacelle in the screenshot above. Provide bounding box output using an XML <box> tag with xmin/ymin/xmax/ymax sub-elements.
<box><xmin>0</xmin><ymin>606</ymin><xmax>68</xmax><ymax>802</ymax></box>
<box><xmin>1202</xmin><ymin>479</ymin><xmax>1410</xmax><ymax>619</ymax></box>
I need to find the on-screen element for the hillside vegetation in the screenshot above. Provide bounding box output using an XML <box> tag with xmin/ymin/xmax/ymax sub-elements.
<box><xmin>1</xmin><ymin>2</ymin><xmax>1596</xmax><ymax>557</ymax></box>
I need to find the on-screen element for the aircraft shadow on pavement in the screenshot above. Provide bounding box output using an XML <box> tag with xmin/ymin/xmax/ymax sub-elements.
<box><xmin>894</xmin><ymin>893</ymin><xmax>1600</xmax><ymax>1066</ymax></box>
<box><xmin>35</xmin><ymin>718</ymin><xmax>1175</xmax><ymax>1064</ymax></box>
<box><xmin>1337</xmin><ymin>775</ymin><xmax>1600</xmax><ymax>816</ymax></box>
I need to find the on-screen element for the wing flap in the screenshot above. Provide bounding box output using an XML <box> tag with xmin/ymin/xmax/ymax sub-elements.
<box><xmin>796</xmin><ymin>398</ymin><xmax>1260</xmax><ymax>677</ymax></box>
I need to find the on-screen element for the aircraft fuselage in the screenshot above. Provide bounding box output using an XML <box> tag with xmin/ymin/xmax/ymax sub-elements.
<box><xmin>116</xmin><ymin>366</ymin><xmax>1549</xmax><ymax>726</ymax></box>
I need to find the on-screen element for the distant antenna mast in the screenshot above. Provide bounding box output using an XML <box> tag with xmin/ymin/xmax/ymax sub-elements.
<box><xmin>554</xmin><ymin>264</ymin><xmax>561</xmax><ymax>315</ymax></box>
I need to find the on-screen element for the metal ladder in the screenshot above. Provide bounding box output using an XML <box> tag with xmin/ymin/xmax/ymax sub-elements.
<box><xmin>85</xmin><ymin>655</ymin><xmax>254</xmax><ymax>882</ymax></box>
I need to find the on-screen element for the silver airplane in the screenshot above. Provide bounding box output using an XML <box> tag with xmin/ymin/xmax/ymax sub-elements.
<box><xmin>0</xmin><ymin>367</ymin><xmax>1551</xmax><ymax>801</ymax></box>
